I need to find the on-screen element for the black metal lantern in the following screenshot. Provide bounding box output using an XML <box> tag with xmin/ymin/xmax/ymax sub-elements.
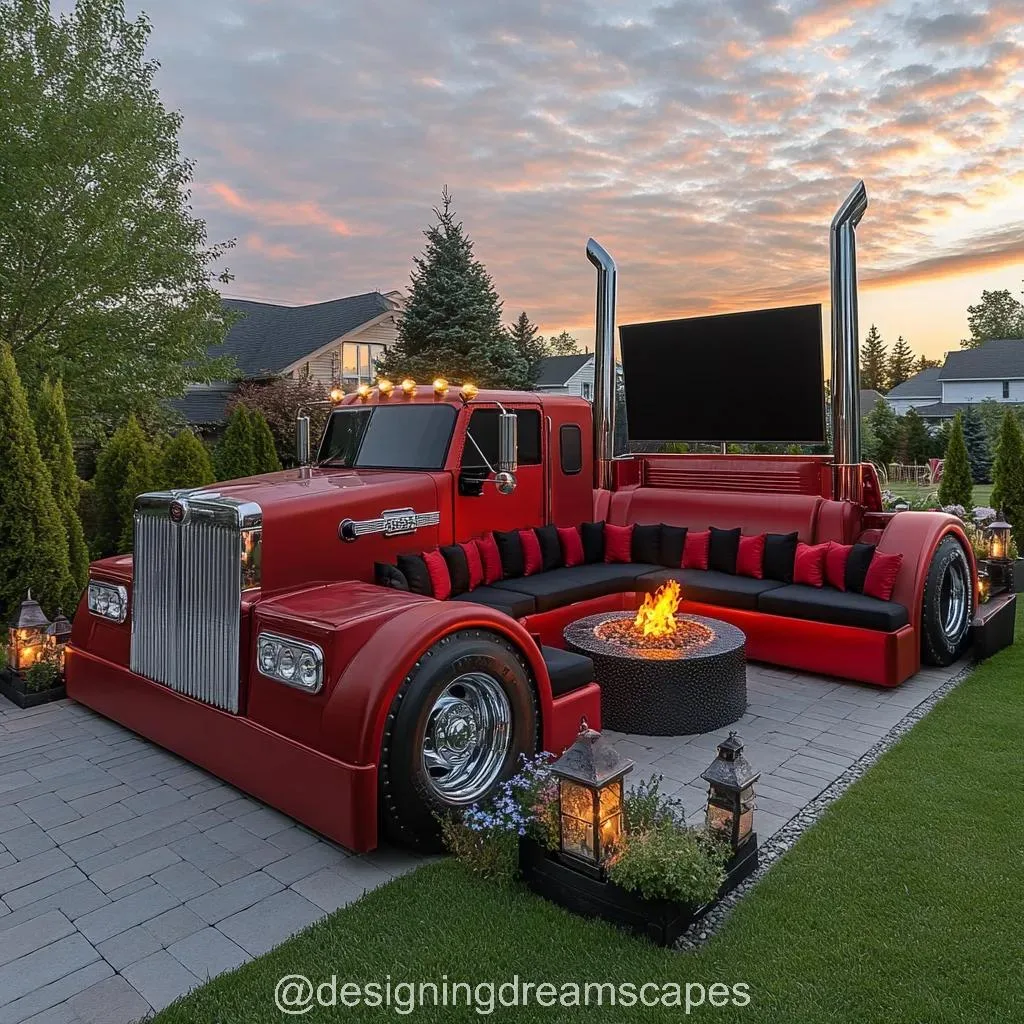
<box><xmin>987</xmin><ymin>514</ymin><xmax>1012</xmax><ymax>563</ymax></box>
<box><xmin>46</xmin><ymin>608</ymin><xmax>73</xmax><ymax>672</ymax></box>
<box><xmin>701</xmin><ymin>733</ymin><xmax>760</xmax><ymax>851</ymax></box>
<box><xmin>977</xmin><ymin>569</ymin><xmax>992</xmax><ymax>605</ymax></box>
<box><xmin>7</xmin><ymin>592</ymin><xmax>52</xmax><ymax>674</ymax></box>
<box><xmin>550</xmin><ymin>720</ymin><xmax>634</xmax><ymax>877</ymax></box>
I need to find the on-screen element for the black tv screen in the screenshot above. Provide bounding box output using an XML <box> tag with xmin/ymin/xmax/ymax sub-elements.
<box><xmin>619</xmin><ymin>304</ymin><xmax>825</xmax><ymax>444</ymax></box>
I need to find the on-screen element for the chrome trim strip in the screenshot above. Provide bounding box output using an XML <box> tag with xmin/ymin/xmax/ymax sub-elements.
<box><xmin>339</xmin><ymin>507</ymin><xmax>441</xmax><ymax>542</ymax></box>
<box><xmin>587</xmin><ymin>238</ymin><xmax>617</xmax><ymax>491</ymax></box>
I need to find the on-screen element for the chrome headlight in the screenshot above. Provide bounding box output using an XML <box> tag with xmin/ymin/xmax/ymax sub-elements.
<box><xmin>256</xmin><ymin>632</ymin><xmax>323</xmax><ymax>693</ymax></box>
<box><xmin>87</xmin><ymin>581</ymin><xmax>128</xmax><ymax>623</ymax></box>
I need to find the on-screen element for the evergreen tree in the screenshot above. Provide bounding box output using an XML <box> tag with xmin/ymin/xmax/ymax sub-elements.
<box><xmin>34</xmin><ymin>378</ymin><xmax>89</xmax><ymax>600</ymax></box>
<box><xmin>991</xmin><ymin>411</ymin><xmax>1024</xmax><ymax>544</ymax></box>
<box><xmin>159</xmin><ymin>429</ymin><xmax>215</xmax><ymax>490</ymax></box>
<box><xmin>867</xmin><ymin>399</ymin><xmax>901</xmax><ymax>466</ymax></box>
<box><xmin>961</xmin><ymin>406</ymin><xmax>992</xmax><ymax>483</ymax></box>
<box><xmin>508</xmin><ymin>312</ymin><xmax>548</xmax><ymax>385</ymax></box>
<box><xmin>938</xmin><ymin>413</ymin><xmax>973</xmax><ymax>508</ymax></box>
<box><xmin>93</xmin><ymin>416</ymin><xmax>156</xmax><ymax>555</ymax></box>
<box><xmin>548</xmin><ymin>331</ymin><xmax>582</xmax><ymax>356</ymax></box>
<box><xmin>916</xmin><ymin>354</ymin><xmax>941</xmax><ymax>373</ymax></box>
<box><xmin>859</xmin><ymin>325</ymin><xmax>887</xmax><ymax>391</ymax></box>
<box><xmin>214</xmin><ymin>405</ymin><xmax>257</xmax><ymax>481</ymax></box>
<box><xmin>901</xmin><ymin>408</ymin><xmax>932</xmax><ymax>465</ymax></box>
<box><xmin>887</xmin><ymin>336</ymin><xmax>916</xmax><ymax>390</ymax></box>
<box><xmin>376</xmin><ymin>188</ymin><xmax>528</xmax><ymax>388</ymax></box>
<box><xmin>0</xmin><ymin>346</ymin><xmax>73</xmax><ymax>619</ymax></box>
<box><xmin>250</xmin><ymin>410</ymin><xmax>282</xmax><ymax>474</ymax></box>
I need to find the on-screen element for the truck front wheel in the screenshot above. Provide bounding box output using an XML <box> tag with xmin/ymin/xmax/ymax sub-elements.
<box><xmin>380</xmin><ymin>629</ymin><xmax>538</xmax><ymax>850</ymax></box>
<box><xmin>920</xmin><ymin>535</ymin><xmax>973</xmax><ymax>666</ymax></box>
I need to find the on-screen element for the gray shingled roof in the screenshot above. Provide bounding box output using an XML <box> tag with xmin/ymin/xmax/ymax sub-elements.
<box><xmin>939</xmin><ymin>339</ymin><xmax>1024</xmax><ymax>381</ymax></box>
<box><xmin>168</xmin><ymin>385</ymin><xmax>238</xmax><ymax>425</ymax></box>
<box><xmin>532</xmin><ymin>354</ymin><xmax>592</xmax><ymax>386</ymax></box>
<box><xmin>885</xmin><ymin>366</ymin><xmax>942</xmax><ymax>398</ymax></box>
<box><xmin>215</xmin><ymin>292</ymin><xmax>394</xmax><ymax>378</ymax></box>
<box><xmin>860</xmin><ymin>389</ymin><xmax>884</xmax><ymax>416</ymax></box>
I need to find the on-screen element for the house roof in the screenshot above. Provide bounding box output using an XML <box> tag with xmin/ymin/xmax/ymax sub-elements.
<box><xmin>885</xmin><ymin>366</ymin><xmax>942</xmax><ymax>398</ymax></box>
<box><xmin>168</xmin><ymin>384</ymin><xmax>238</xmax><ymax>426</ymax></box>
<box><xmin>915</xmin><ymin>400</ymin><xmax>1024</xmax><ymax>420</ymax></box>
<box><xmin>214</xmin><ymin>291</ymin><xmax>396</xmax><ymax>379</ymax></box>
<box><xmin>532</xmin><ymin>354</ymin><xmax>592</xmax><ymax>386</ymax></box>
<box><xmin>860</xmin><ymin>389</ymin><xmax>884</xmax><ymax>416</ymax></box>
<box><xmin>938</xmin><ymin>339</ymin><xmax>1024</xmax><ymax>381</ymax></box>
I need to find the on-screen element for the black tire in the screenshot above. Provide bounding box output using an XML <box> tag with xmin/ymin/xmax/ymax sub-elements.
<box><xmin>380</xmin><ymin>629</ymin><xmax>538</xmax><ymax>851</ymax></box>
<box><xmin>920</xmin><ymin>535</ymin><xmax>973</xmax><ymax>666</ymax></box>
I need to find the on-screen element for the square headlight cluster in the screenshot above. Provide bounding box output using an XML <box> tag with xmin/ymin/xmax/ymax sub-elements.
<box><xmin>87</xmin><ymin>581</ymin><xmax>128</xmax><ymax>623</ymax></box>
<box><xmin>256</xmin><ymin>632</ymin><xmax>324</xmax><ymax>693</ymax></box>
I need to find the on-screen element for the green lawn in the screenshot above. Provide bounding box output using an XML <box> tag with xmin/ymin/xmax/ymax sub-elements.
<box><xmin>154</xmin><ymin>613</ymin><xmax>1023</xmax><ymax>1023</ymax></box>
<box><xmin>887</xmin><ymin>481</ymin><xmax>994</xmax><ymax>507</ymax></box>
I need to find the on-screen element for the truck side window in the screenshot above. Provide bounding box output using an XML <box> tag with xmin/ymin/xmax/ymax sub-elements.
<box><xmin>560</xmin><ymin>424</ymin><xmax>583</xmax><ymax>475</ymax></box>
<box><xmin>463</xmin><ymin>409</ymin><xmax>542</xmax><ymax>468</ymax></box>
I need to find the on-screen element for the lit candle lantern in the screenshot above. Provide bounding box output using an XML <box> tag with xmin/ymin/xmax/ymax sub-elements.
<box><xmin>701</xmin><ymin>733</ymin><xmax>761</xmax><ymax>852</ymax></box>
<box><xmin>7</xmin><ymin>592</ymin><xmax>51</xmax><ymax>674</ymax></box>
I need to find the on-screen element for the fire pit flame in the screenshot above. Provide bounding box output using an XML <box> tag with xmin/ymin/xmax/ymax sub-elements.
<box><xmin>634</xmin><ymin>580</ymin><xmax>681</xmax><ymax>638</ymax></box>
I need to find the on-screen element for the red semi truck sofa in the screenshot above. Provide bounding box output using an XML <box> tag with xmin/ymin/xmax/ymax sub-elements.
<box><xmin>376</xmin><ymin>492</ymin><xmax>927</xmax><ymax>689</ymax></box>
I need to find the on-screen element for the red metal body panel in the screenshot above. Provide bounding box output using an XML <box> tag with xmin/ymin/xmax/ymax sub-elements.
<box><xmin>521</xmin><ymin>592</ymin><xmax>637</xmax><ymax>647</ymax></box>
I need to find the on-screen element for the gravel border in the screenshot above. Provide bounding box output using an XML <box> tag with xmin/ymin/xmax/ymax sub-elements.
<box><xmin>675</xmin><ymin>658</ymin><xmax>978</xmax><ymax>951</ymax></box>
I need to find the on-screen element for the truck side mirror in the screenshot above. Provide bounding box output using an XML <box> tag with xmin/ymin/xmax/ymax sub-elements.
<box><xmin>296</xmin><ymin>415</ymin><xmax>311</xmax><ymax>467</ymax></box>
<box><xmin>498</xmin><ymin>411</ymin><xmax>518</xmax><ymax>474</ymax></box>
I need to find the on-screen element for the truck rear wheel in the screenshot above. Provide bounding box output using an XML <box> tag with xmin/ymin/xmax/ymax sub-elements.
<box><xmin>380</xmin><ymin>629</ymin><xmax>538</xmax><ymax>851</ymax></box>
<box><xmin>920</xmin><ymin>535</ymin><xmax>973</xmax><ymax>666</ymax></box>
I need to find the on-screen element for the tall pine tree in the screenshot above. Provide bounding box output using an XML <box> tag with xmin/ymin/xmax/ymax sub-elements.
<box><xmin>93</xmin><ymin>416</ymin><xmax>156</xmax><ymax>555</ymax></box>
<box><xmin>0</xmin><ymin>346</ymin><xmax>73</xmax><ymax>618</ymax></box>
<box><xmin>547</xmin><ymin>331</ymin><xmax>582</xmax><ymax>356</ymax></box>
<box><xmin>860</xmin><ymin>325</ymin><xmax>887</xmax><ymax>391</ymax></box>
<box><xmin>867</xmin><ymin>400</ymin><xmax>901</xmax><ymax>466</ymax></box>
<box><xmin>508</xmin><ymin>312</ymin><xmax>547</xmax><ymax>385</ymax></box>
<box><xmin>250</xmin><ymin>410</ymin><xmax>282</xmax><ymax>474</ymax></box>
<box><xmin>938</xmin><ymin>413</ymin><xmax>973</xmax><ymax>508</ymax></box>
<box><xmin>901</xmin><ymin>408</ymin><xmax>932</xmax><ymax>465</ymax></box>
<box><xmin>215</xmin><ymin>406</ymin><xmax>257</xmax><ymax>481</ymax></box>
<box><xmin>887</xmin><ymin>336</ymin><xmax>916</xmax><ymax>390</ymax></box>
<box><xmin>991</xmin><ymin>410</ymin><xmax>1024</xmax><ymax>544</ymax></box>
<box><xmin>961</xmin><ymin>406</ymin><xmax>992</xmax><ymax>483</ymax></box>
<box><xmin>377</xmin><ymin>188</ymin><xmax>528</xmax><ymax>388</ymax></box>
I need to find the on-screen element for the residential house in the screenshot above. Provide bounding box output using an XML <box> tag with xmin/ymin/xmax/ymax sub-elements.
<box><xmin>172</xmin><ymin>290</ymin><xmax>402</xmax><ymax>427</ymax></box>
<box><xmin>885</xmin><ymin>367</ymin><xmax>942</xmax><ymax>415</ymax></box>
<box><xmin>859</xmin><ymin>389</ymin><xmax>885</xmax><ymax>418</ymax></box>
<box><xmin>532</xmin><ymin>353</ymin><xmax>624</xmax><ymax>400</ymax></box>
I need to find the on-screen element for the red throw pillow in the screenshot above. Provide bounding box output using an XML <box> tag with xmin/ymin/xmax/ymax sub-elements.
<box><xmin>736</xmin><ymin>534</ymin><xmax>765</xmax><ymax>579</ymax></box>
<box><xmin>557</xmin><ymin>526</ymin><xmax>585</xmax><ymax>568</ymax></box>
<box><xmin>604</xmin><ymin>523</ymin><xmax>634</xmax><ymax>563</ymax></box>
<box><xmin>825</xmin><ymin>542</ymin><xmax>852</xmax><ymax>591</ymax></box>
<box><xmin>422</xmin><ymin>549</ymin><xmax>452</xmax><ymax>601</ymax></box>
<box><xmin>793</xmin><ymin>542</ymin><xmax>828</xmax><ymax>587</ymax></box>
<box><xmin>863</xmin><ymin>551</ymin><xmax>903</xmax><ymax>601</ymax></box>
<box><xmin>460</xmin><ymin>540</ymin><xmax>483</xmax><ymax>591</ymax></box>
<box><xmin>476</xmin><ymin>534</ymin><xmax>503</xmax><ymax>585</ymax></box>
<box><xmin>519</xmin><ymin>529</ymin><xmax>543</xmax><ymax>576</ymax></box>
<box><xmin>683</xmin><ymin>530</ymin><xmax>710</xmax><ymax>570</ymax></box>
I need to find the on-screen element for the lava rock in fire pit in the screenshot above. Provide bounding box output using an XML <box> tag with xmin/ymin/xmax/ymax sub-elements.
<box><xmin>564</xmin><ymin>610</ymin><xmax>747</xmax><ymax>736</ymax></box>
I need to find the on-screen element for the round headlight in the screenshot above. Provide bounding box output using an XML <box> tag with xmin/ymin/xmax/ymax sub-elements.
<box><xmin>258</xmin><ymin>640</ymin><xmax>278</xmax><ymax>674</ymax></box>
<box><xmin>298</xmin><ymin>652</ymin><xmax>319</xmax><ymax>688</ymax></box>
<box><xmin>277</xmin><ymin>647</ymin><xmax>297</xmax><ymax>679</ymax></box>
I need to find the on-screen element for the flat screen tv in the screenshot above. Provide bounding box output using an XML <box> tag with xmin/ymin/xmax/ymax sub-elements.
<box><xmin>618</xmin><ymin>303</ymin><xmax>825</xmax><ymax>444</ymax></box>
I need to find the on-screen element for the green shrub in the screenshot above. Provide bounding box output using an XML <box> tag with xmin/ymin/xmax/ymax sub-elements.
<box><xmin>938</xmin><ymin>413</ymin><xmax>973</xmax><ymax>509</ymax></box>
<box><xmin>24</xmin><ymin>651</ymin><xmax>61</xmax><ymax>692</ymax></box>
<box><xmin>93</xmin><ymin>416</ymin><xmax>156</xmax><ymax>556</ymax></box>
<box><xmin>159</xmin><ymin>429</ymin><xmax>215</xmax><ymax>491</ymax></box>
<box><xmin>605</xmin><ymin>823</ymin><xmax>728</xmax><ymax>906</ymax></box>
<box><xmin>0</xmin><ymin>345</ymin><xmax>73</xmax><ymax>620</ymax></box>
<box><xmin>991</xmin><ymin>411</ymin><xmax>1024</xmax><ymax>545</ymax></box>
<box><xmin>35</xmin><ymin>378</ymin><xmax>89</xmax><ymax>602</ymax></box>
<box><xmin>215</xmin><ymin>405</ymin><xmax>256</xmax><ymax>481</ymax></box>
<box><xmin>250</xmin><ymin>410</ymin><xmax>282</xmax><ymax>474</ymax></box>
<box><xmin>623</xmin><ymin>773</ymin><xmax>687</xmax><ymax>832</ymax></box>
<box><xmin>77</xmin><ymin>478</ymin><xmax>103</xmax><ymax>559</ymax></box>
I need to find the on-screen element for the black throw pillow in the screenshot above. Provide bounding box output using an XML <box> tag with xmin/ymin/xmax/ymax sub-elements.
<box><xmin>534</xmin><ymin>524</ymin><xmax>562</xmax><ymax>572</ymax></box>
<box><xmin>494</xmin><ymin>529</ymin><xmax>525</xmax><ymax>578</ymax></box>
<box><xmin>631</xmin><ymin>524</ymin><xmax>662</xmax><ymax>565</ymax></box>
<box><xmin>763</xmin><ymin>532</ymin><xmax>799</xmax><ymax>583</ymax></box>
<box><xmin>440</xmin><ymin>545</ymin><xmax>470</xmax><ymax>596</ymax></box>
<box><xmin>374</xmin><ymin>562</ymin><xmax>409</xmax><ymax>591</ymax></box>
<box><xmin>396</xmin><ymin>554</ymin><xmax>431</xmax><ymax>596</ymax></box>
<box><xmin>580</xmin><ymin>521</ymin><xmax>606</xmax><ymax>564</ymax></box>
<box><xmin>708</xmin><ymin>526</ymin><xmax>741</xmax><ymax>574</ymax></box>
<box><xmin>845</xmin><ymin>543</ymin><xmax>877</xmax><ymax>594</ymax></box>
<box><xmin>659</xmin><ymin>525</ymin><xmax>687</xmax><ymax>568</ymax></box>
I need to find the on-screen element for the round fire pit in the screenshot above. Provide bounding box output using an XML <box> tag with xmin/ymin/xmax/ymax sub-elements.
<box><xmin>564</xmin><ymin>612</ymin><xmax>747</xmax><ymax>736</ymax></box>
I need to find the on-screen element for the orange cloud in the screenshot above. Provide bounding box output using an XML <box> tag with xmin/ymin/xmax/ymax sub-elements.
<box><xmin>207</xmin><ymin>182</ymin><xmax>356</xmax><ymax>237</ymax></box>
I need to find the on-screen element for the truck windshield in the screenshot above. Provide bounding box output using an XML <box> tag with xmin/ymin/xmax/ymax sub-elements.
<box><xmin>317</xmin><ymin>405</ymin><xmax>457</xmax><ymax>469</ymax></box>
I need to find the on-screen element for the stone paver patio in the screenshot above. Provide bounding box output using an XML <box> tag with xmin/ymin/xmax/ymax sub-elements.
<box><xmin>0</xmin><ymin>656</ymin><xmax>966</xmax><ymax>1022</ymax></box>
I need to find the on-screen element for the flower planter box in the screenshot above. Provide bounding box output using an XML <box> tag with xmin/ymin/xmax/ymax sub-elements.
<box><xmin>971</xmin><ymin>592</ymin><xmax>1016</xmax><ymax>660</ymax></box>
<box><xmin>519</xmin><ymin>834</ymin><xmax>759</xmax><ymax>947</ymax></box>
<box><xmin>0</xmin><ymin>669</ymin><xmax>66</xmax><ymax>709</ymax></box>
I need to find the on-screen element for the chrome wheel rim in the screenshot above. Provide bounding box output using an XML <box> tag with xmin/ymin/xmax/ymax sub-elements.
<box><xmin>422</xmin><ymin>673</ymin><xmax>512</xmax><ymax>802</ymax></box>
<box><xmin>939</xmin><ymin>548</ymin><xmax>972</xmax><ymax>645</ymax></box>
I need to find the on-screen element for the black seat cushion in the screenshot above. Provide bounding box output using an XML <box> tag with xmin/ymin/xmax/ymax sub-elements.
<box><xmin>491</xmin><ymin>564</ymin><xmax>663</xmax><ymax>613</ymax></box>
<box><xmin>758</xmin><ymin>584</ymin><xmax>909</xmax><ymax>632</ymax></box>
<box><xmin>541</xmin><ymin>646</ymin><xmax>594</xmax><ymax>697</ymax></box>
<box><xmin>639</xmin><ymin>568</ymin><xmax>786</xmax><ymax>611</ymax></box>
<box><xmin>451</xmin><ymin>587</ymin><xmax>535</xmax><ymax>618</ymax></box>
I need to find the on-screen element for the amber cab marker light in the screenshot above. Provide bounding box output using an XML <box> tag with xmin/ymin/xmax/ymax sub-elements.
<box><xmin>460</xmin><ymin>382</ymin><xmax>479</xmax><ymax>402</ymax></box>
<box><xmin>328</xmin><ymin>385</ymin><xmax>345</xmax><ymax>404</ymax></box>
<box><xmin>433</xmin><ymin>377</ymin><xmax>449</xmax><ymax>397</ymax></box>
<box><xmin>356</xmin><ymin>383</ymin><xmax>371</xmax><ymax>401</ymax></box>
<box><xmin>401</xmin><ymin>378</ymin><xmax>416</xmax><ymax>396</ymax></box>
<box><xmin>377</xmin><ymin>378</ymin><xmax>394</xmax><ymax>397</ymax></box>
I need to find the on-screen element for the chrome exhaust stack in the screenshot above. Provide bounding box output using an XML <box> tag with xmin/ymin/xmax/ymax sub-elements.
<box><xmin>587</xmin><ymin>238</ymin><xmax>617</xmax><ymax>491</ymax></box>
<box><xmin>829</xmin><ymin>181</ymin><xmax>868</xmax><ymax>502</ymax></box>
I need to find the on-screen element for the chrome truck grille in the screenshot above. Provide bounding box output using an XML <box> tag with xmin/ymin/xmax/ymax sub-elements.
<box><xmin>130</xmin><ymin>492</ymin><xmax>262</xmax><ymax>714</ymax></box>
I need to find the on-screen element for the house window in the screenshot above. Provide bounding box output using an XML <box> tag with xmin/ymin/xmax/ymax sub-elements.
<box><xmin>1003</xmin><ymin>381</ymin><xmax>1010</xmax><ymax>399</ymax></box>
<box><xmin>342</xmin><ymin>342</ymin><xmax>388</xmax><ymax>385</ymax></box>
<box><xmin>582</xmin><ymin>382</ymin><xmax>592</xmax><ymax>400</ymax></box>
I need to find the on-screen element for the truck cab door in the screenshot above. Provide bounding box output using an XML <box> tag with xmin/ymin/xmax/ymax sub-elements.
<box><xmin>452</xmin><ymin>404</ymin><xmax>545</xmax><ymax>539</ymax></box>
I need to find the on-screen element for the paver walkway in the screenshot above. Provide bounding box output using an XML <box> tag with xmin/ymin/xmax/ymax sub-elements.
<box><xmin>0</xmin><ymin>656</ymin><xmax>965</xmax><ymax>1022</ymax></box>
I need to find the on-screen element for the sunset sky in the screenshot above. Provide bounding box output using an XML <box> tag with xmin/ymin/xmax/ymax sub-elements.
<box><xmin>102</xmin><ymin>0</ymin><xmax>1024</xmax><ymax>362</ymax></box>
